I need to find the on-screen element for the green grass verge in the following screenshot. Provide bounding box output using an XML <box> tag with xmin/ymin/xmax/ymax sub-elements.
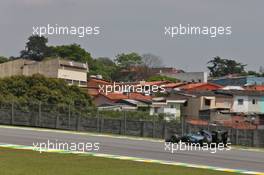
<box><xmin>0</xmin><ymin>148</ymin><xmax>240</xmax><ymax>175</ymax></box>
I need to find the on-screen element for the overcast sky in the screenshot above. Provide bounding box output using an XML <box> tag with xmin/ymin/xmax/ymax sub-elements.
<box><xmin>0</xmin><ymin>0</ymin><xmax>263</xmax><ymax>71</ymax></box>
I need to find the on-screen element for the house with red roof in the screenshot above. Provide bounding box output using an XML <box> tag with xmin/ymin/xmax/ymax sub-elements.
<box><xmin>178</xmin><ymin>83</ymin><xmax>223</xmax><ymax>91</ymax></box>
<box><xmin>245</xmin><ymin>85</ymin><xmax>264</xmax><ymax>91</ymax></box>
<box><xmin>93</xmin><ymin>92</ymin><xmax>152</xmax><ymax>111</ymax></box>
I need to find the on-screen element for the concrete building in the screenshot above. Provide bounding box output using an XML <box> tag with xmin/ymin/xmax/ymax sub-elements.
<box><xmin>161</xmin><ymin>72</ymin><xmax>208</xmax><ymax>83</ymax></box>
<box><xmin>180</xmin><ymin>91</ymin><xmax>233</xmax><ymax>120</ymax></box>
<box><xmin>224</xmin><ymin>90</ymin><xmax>264</xmax><ymax>114</ymax></box>
<box><xmin>210</xmin><ymin>76</ymin><xmax>264</xmax><ymax>86</ymax></box>
<box><xmin>0</xmin><ymin>58</ymin><xmax>88</xmax><ymax>87</ymax></box>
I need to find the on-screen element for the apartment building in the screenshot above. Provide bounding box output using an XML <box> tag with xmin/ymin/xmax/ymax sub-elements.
<box><xmin>0</xmin><ymin>58</ymin><xmax>88</xmax><ymax>87</ymax></box>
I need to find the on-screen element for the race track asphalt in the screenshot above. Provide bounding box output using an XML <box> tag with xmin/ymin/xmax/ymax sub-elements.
<box><xmin>0</xmin><ymin>126</ymin><xmax>263</xmax><ymax>172</ymax></box>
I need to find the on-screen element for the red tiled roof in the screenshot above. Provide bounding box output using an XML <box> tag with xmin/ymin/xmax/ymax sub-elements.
<box><xmin>129</xmin><ymin>93</ymin><xmax>152</xmax><ymax>100</ymax></box>
<box><xmin>87</xmin><ymin>78</ymin><xmax>111</xmax><ymax>88</ymax></box>
<box><xmin>179</xmin><ymin>83</ymin><xmax>223</xmax><ymax>91</ymax></box>
<box><xmin>143</xmin><ymin>81</ymin><xmax>169</xmax><ymax>86</ymax></box>
<box><xmin>246</xmin><ymin>85</ymin><xmax>264</xmax><ymax>91</ymax></box>
<box><xmin>99</xmin><ymin>92</ymin><xmax>152</xmax><ymax>101</ymax></box>
<box><xmin>162</xmin><ymin>82</ymin><xmax>185</xmax><ymax>88</ymax></box>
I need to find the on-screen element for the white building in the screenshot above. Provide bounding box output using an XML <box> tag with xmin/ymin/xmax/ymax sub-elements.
<box><xmin>228</xmin><ymin>91</ymin><xmax>264</xmax><ymax>114</ymax></box>
<box><xmin>150</xmin><ymin>97</ymin><xmax>186</xmax><ymax>120</ymax></box>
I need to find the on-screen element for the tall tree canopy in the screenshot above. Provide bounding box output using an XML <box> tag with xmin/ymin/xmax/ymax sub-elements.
<box><xmin>207</xmin><ymin>56</ymin><xmax>246</xmax><ymax>77</ymax></box>
<box><xmin>141</xmin><ymin>53</ymin><xmax>162</xmax><ymax>68</ymax></box>
<box><xmin>139</xmin><ymin>53</ymin><xmax>163</xmax><ymax>80</ymax></box>
<box><xmin>50</xmin><ymin>44</ymin><xmax>93</xmax><ymax>64</ymax></box>
<box><xmin>20</xmin><ymin>35</ymin><xmax>51</xmax><ymax>61</ymax></box>
<box><xmin>115</xmin><ymin>52</ymin><xmax>142</xmax><ymax>69</ymax></box>
<box><xmin>89</xmin><ymin>57</ymin><xmax>117</xmax><ymax>80</ymax></box>
<box><xmin>0</xmin><ymin>56</ymin><xmax>8</xmax><ymax>63</ymax></box>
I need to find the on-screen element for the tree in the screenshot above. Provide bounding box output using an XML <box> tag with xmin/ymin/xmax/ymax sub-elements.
<box><xmin>139</xmin><ymin>53</ymin><xmax>163</xmax><ymax>79</ymax></box>
<box><xmin>97</xmin><ymin>57</ymin><xmax>116</xmax><ymax>66</ymax></box>
<box><xmin>207</xmin><ymin>56</ymin><xmax>246</xmax><ymax>77</ymax></box>
<box><xmin>89</xmin><ymin>57</ymin><xmax>117</xmax><ymax>80</ymax></box>
<box><xmin>113</xmin><ymin>53</ymin><xmax>143</xmax><ymax>81</ymax></box>
<box><xmin>247</xmin><ymin>70</ymin><xmax>264</xmax><ymax>77</ymax></box>
<box><xmin>50</xmin><ymin>44</ymin><xmax>93</xmax><ymax>64</ymax></box>
<box><xmin>0</xmin><ymin>56</ymin><xmax>8</xmax><ymax>63</ymax></box>
<box><xmin>20</xmin><ymin>35</ymin><xmax>51</xmax><ymax>61</ymax></box>
<box><xmin>0</xmin><ymin>74</ymin><xmax>92</xmax><ymax>106</ymax></box>
<box><xmin>141</xmin><ymin>53</ymin><xmax>163</xmax><ymax>68</ymax></box>
<box><xmin>115</xmin><ymin>52</ymin><xmax>142</xmax><ymax>69</ymax></box>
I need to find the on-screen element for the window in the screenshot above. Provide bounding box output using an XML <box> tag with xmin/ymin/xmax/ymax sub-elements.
<box><xmin>80</xmin><ymin>81</ymin><xmax>87</xmax><ymax>85</ymax></box>
<box><xmin>238</xmin><ymin>99</ymin><xmax>244</xmax><ymax>105</ymax></box>
<box><xmin>65</xmin><ymin>79</ymin><xmax>73</xmax><ymax>85</ymax></box>
<box><xmin>170</xmin><ymin>104</ymin><xmax>175</xmax><ymax>108</ymax></box>
<box><xmin>252</xmin><ymin>99</ymin><xmax>257</xmax><ymax>105</ymax></box>
<box><xmin>73</xmin><ymin>80</ymin><xmax>79</xmax><ymax>85</ymax></box>
<box><xmin>204</xmin><ymin>99</ymin><xmax>211</xmax><ymax>106</ymax></box>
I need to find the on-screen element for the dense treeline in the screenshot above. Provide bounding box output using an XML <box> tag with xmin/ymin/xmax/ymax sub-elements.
<box><xmin>0</xmin><ymin>74</ymin><xmax>92</xmax><ymax>107</ymax></box>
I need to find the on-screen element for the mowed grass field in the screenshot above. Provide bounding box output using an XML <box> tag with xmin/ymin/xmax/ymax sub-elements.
<box><xmin>0</xmin><ymin>148</ymin><xmax>240</xmax><ymax>175</ymax></box>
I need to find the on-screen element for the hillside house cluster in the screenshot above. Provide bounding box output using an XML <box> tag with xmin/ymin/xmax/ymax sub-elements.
<box><xmin>87</xmin><ymin>77</ymin><xmax>264</xmax><ymax>130</ymax></box>
<box><xmin>1</xmin><ymin>59</ymin><xmax>264</xmax><ymax>130</ymax></box>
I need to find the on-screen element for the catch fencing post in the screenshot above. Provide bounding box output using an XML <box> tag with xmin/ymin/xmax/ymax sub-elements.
<box><xmin>163</xmin><ymin>122</ymin><xmax>167</xmax><ymax>139</ymax></box>
<box><xmin>76</xmin><ymin>116</ymin><xmax>80</xmax><ymax>131</ymax></box>
<box><xmin>39</xmin><ymin>102</ymin><xmax>42</xmax><ymax>127</ymax></box>
<box><xmin>141</xmin><ymin>121</ymin><xmax>145</xmax><ymax>137</ymax></box>
<box><xmin>236</xmin><ymin>128</ymin><xmax>239</xmax><ymax>145</ymax></box>
<box><xmin>181</xmin><ymin>115</ymin><xmax>184</xmax><ymax>136</ymax></box>
<box><xmin>100</xmin><ymin>116</ymin><xmax>104</xmax><ymax>133</ymax></box>
<box><xmin>96</xmin><ymin>110</ymin><xmax>100</xmax><ymax>132</ymax></box>
<box><xmin>68</xmin><ymin>104</ymin><xmax>71</xmax><ymax>129</ymax></box>
<box><xmin>56</xmin><ymin>115</ymin><xmax>59</xmax><ymax>129</ymax></box>
<box><xmin>152</xmin><ymin>116</ymin><xmax>155</xmax><ymax>138</ymax></box>
<box><xmin>119</xmin><ymin>118</ymin><xmax>122</xmax><ymax>135</ymax></box>
<box><xmin>11</xmin><ymin>102</ymin><xmax>14</xmax><ymax>125</ymax></box>
<box><xmin>124</xmin><ymin>111</ymin><xmax>127</xmax><ymax>135</ymax></box>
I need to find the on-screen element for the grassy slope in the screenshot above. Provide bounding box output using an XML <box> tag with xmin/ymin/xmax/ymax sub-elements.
<box><xmin>0</xmin><ymin>148</ymin><xmax>240</xmax><ymax>175</ymax></box>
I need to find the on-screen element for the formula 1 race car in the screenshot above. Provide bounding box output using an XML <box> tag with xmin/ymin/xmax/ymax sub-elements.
<box><xmin>165</xmin><ymin>129</ymin><xmax>228</xmax><ymax>146</ymax></box>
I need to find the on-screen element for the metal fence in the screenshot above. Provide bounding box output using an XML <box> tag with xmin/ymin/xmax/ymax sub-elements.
<box><xmin>0</xmin><ymin>102</ymin><xmax>263</xmax><ymax>147</ymax></box>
